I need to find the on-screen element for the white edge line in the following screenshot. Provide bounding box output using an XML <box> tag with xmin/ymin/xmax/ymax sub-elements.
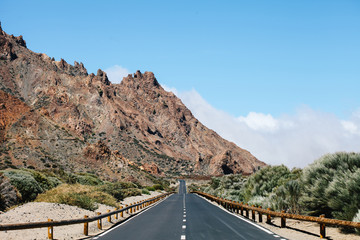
<box><xmin>194</xmin><ymin>194</ymin><xmax>274</xmax><ymax>235</ymax></box>
<box><xmin>96</xmin><ymin>195</ymin><xmax>171</xmax><ymax>238</ymax></box>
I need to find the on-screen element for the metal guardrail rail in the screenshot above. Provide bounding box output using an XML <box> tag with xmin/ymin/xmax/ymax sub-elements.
<box><xmin>192</xmin><ymin>191</ymin><xmax>360</xmax><ymax>239</ymax></box>
<box><xmin>0</xmin><ymin>192</ymin><xmax>173</xmax><ymax>239</ymax></box>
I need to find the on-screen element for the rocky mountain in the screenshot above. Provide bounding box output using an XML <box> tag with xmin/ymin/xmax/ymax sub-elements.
<box><xmin>0</xmin><ymin>23</ymin><xmax>265</xmax><ymax>181</ymax></box>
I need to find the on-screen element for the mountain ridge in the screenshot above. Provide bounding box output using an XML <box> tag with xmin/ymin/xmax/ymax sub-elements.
<box><xmin>0</xmin><ymin>24</ymin><xmax>266</xmax><ymax>181</ymax></box>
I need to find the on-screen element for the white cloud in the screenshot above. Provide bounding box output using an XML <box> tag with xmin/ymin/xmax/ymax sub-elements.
<box><xmin>172</xmin><ymin>88</ymin><xmax>360</xmax><ymax>169</ymax></box>
<box><xmin>341</xmin><ymin>121</ymin><xmax>358</xmax><ymax>135</ymax></box>
<box><xmin>162</xmin><ymin>85</ymin><xmax>179</xmax><ymax>96</ymax></box>
<box><xmin>238</xmin><ymin>112</ymin><xmax>293</xmax><ymax>132</ymax></box>
<box><xmin>104</xmin><ymin>65</ymin><xmax>130</xmax><ymax>84</ymax></box>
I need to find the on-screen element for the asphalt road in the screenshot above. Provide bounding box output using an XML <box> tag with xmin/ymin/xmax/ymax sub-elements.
<box><xmin>93</xmin><ymin>180</ymin><xmax>286</xmax><ymax>240</ymax></box>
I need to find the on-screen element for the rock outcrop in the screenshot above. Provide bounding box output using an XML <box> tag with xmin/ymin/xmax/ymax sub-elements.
<box><xmin>0</xmin><ymin>25</ymin><xmax>266</xmax><ymax>179</ymax></box>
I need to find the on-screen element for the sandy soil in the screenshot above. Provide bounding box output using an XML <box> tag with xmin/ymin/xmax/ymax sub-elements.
<box><xmin>257</xmin><ymin>217</ymin><xmax>360</xmax><ymax>240</ymax></box>
<box><xmin>0</xmin><ymin>191</ymin><xmax>165</xmax><ymax>240</ymax></box>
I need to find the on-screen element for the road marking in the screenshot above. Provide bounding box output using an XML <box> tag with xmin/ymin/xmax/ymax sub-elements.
<box><xmin>181</xmin><ymin>235</ymin><xmax>186</xmax><ymax>240</ymax></box>
<box><xmin>182</xmin><ymin>225</ymin><xmax>186</xmax><ymax>229</ymax></box>
<box><xmin>183</xmin><ymin>193</ymin><xmax>186</xmax><ymax>209</ymax></box>
<box><xmin>274</xmin><ymin>235</ymin><xmax>280</xmax><ymax>238</ymax></box>
<box><xmin>183</xmin><ymin>215</ymin><xmax>186</xmax><ymax>217</ymax></box>
<box><xmin>183</xmin><ymin>219</ymin><xmax>186</xmax><ymax>222</ymax></box>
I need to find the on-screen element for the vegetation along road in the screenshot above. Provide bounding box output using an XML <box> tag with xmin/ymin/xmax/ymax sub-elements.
<box><xmin>93</xmin><ymin>180</ymin><xmax>285</xmax><ymax>240</ymax></box>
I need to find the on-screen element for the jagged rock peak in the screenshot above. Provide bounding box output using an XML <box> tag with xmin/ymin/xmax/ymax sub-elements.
<box><xmin>134</xmin><ymin>70</ymin><xmax>142</xmax><ymax>78</ymax></box>
<box><xmin>122</xmin><ymin>70</ymin><xmax>160</xmax><ymax>89</ymax></box>
<box><xmin>97</xmin><ymin>69</ymin><xmax>110</xmax><ymax>85</ymax></box>
<box><xmin>74</xmin><ymin>61</ymin><xmax>88</xmax><ymax>75</ymax></box>
<box><xmin>11</xmin><ymin>34</ymin><xmax>26</xmax><ymax>48</ymax></box>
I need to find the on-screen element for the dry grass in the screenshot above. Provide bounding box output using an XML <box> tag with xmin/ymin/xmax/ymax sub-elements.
<box><xmin>35</xmin><ymin>184</ymin><xmax>119</xmax><ymax>210</ymax></box>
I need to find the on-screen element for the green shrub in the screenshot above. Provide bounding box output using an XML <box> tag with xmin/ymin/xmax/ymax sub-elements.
<box><xmin>243</xmin><ymin>165</ymin><xmax>300</xmax><ymax>201</ymax></box>
<box><xmin>58</xmin><ymin>192</ymin><xmax>97</xmax><ymax>211</ymax></box>
<box><xmin>71</xmin><ymin>173</ymin><xmax>104</xmax><ymax>186</ymax></box>
<box><xmin>1</xmin><ymin>170</ymin><xmax>44</xmax><ymax>201</ymax></box>
<box><xmin>23</xmin><ymin>169</ymin><xmax>61</xmax><ymax>190</ymax></box>
<box><xmin>97</xmin><ymin>182</ymin><xmax>124</xmax><ymax>201</ymax></box>
<box><xmin>203</xmin><ymin>174</ymin><xmax>246</xmax><ymax>201</ymax></box>
<box><xmin>152</xmin><ymin>184</ymin><xmax>164</xmax><ymax>190</ymax></box>
<box><xmin>142</xmin><ymin>189</ymin><xmax>150</xmax><ymax>195</ymax></box>
<box><xmin>301</xmin><ymin>152</ymin><xmax>360</xmax><ymax>220</ymax></box>
<box><xmin>122</xmin><ymin>188</ymin><xmax>142</xmax><ymax>198</ymax></box>
<box><xmin>146</xmin><ymin>186</ymin><xmax>156</xmax><ymax>191</ymax></box>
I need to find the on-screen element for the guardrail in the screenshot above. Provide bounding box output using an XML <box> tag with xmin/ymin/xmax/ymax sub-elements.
<box><xmin>0</xmin><ymin>192</ymin><xmax>173</xmax><ymax>239</ymax></box>
<box><xmin>192</xmin><ymin>191</ymin><xmax>360</xmax><ymax>239</ymax></box>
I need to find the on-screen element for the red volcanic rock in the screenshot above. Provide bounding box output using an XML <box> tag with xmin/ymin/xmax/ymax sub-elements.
<box><xmin>142</xmin><ymin>163</ymin><xmax>162</xmax><ymax>176</ymax></box>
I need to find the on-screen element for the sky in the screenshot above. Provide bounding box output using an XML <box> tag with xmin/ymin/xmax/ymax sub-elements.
<box><xmin>1</xmin><ymin>0</ymin><xmax>360</xmax><ymax>168</ymax></box>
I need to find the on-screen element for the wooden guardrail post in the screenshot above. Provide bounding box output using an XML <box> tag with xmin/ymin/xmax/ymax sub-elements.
<box><xmin>137</xmin><ymin>202</ymin><xmax>139</xmax><ymax>211</ymax></box>
<box><xmin>240</xmin><ymin>202</ymin><xmax>244</xmax><ymax>216</ymax></box>
<box><xmin>258</xmin><ymin>206</ymin><xmax>263</xmax><ymax>222</ymax></box>
<box><xmin>107</xmin><ymin>210</ymin><xmax>111</xmax><ymax>222</ymax></box>
<box><xmin>245</xmin><ymin>204</ymin><xmax>249</xmax><ymax>218</ymax></box>
<box><xmin>266</xmin><ymin>208</ymin><xmax>271</xmax><ymax>223</ymax></box>
<box><xmin>320</xmin><ymin>214</ymin><xmax>326</xmax><ymax>238</ymax></box>
<box><xmin>97</xmin><ymin>212</ymin><xmax>102</xmax><ymax>230</ymax></box>
<box><xmin>252</xmin><ymin>205</ymin><xmax>256</xmax><ymax>221</ymax></box>
<box><xmin>236</xmin><ymin>202</ymin><xmax>240</xmax><ymax>214</ymax></box>
<box><xmin>120</xmin><ymin>206</ymin><xmax>123</xmax><ymax>217</ymax></box>
<box><xmin>47</xmin><ymin>219</ymin><xmax>53</xmax><ymax>240</ymax></box>
<box><xmin>115</xmin><ymin>208</ymin><xmax>118</xmax><ymax>219</ymax></box>
<box><xmin>281</xmin><ymin>210</ymin><xmax>286</xmax><ymax>228</ymax></box>
<box><xmin>125</xmin><ymin>204</ymin><xmax>129</xmax><ymax>214</ymax></box>
<box><xmin>130</xmin><ymin>203</ymin><xmax>133</xmax><ymax>214</ymax></box>
<box><xmin>84</xmin><ymin>215</ymin><xmax>88</xmax><ymax>236</ymax></box>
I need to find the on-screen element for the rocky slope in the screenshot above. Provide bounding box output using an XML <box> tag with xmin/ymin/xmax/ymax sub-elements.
<box><xmin>0</xmin><ymin>23</ymin><xmax>265</xmax><ymax>180</ymax></box>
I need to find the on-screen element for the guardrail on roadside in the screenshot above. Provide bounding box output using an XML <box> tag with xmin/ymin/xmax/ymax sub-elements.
<box><xmin>192</xmin><ymin>191</ymin><xmax>360</xmax><ymax>239</ymax></box>
<box><xmin>0</xmin><ymin>192</ymin><xmax>173</xmax><ymax>239</ymax></box>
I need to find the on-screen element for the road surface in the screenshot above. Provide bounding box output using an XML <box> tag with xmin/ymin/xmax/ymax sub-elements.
<box><xmin>94</xmin><ymin>180</ymin><xmax>286</xmax><ymax>240</ymax></box>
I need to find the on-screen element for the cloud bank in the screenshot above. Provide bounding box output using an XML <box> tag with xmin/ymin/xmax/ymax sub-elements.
<box><xmin>165</xmin><ymin>87</ymin><xmax>360</xmax><ymax>168</ymax></box>
<box><xmin>104</xmin><ymin>65</ymin><xmax>130</xmax><ymax>84</ymax></box>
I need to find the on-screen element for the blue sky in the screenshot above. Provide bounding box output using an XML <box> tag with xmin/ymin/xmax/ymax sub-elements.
<box><xmin>1</xmin><ymin>0</ymin><xmax>360</xmax><ymax>167</ymax></box>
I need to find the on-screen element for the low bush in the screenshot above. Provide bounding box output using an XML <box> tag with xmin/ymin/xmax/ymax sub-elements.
<box><xmin>97</xmin><ymin>182</ymin><xmax>125</xmax><ymax>201</ymax></box>
<box><xmin>146</xmin><ymin>186</ymin><xmax>156</xmax><ymax>191</ymax></box>
<box><xmin>142</xmin><ymin>189</ymin><xmax>150</xmax><ymax>195</ymax></box>
<box><xmin>122</xmin><ymin>188</ymin><xmax>142</xmax><ymax>198</ymax></box>
<box><xmin>35</xmin><ymin>184</ymin><xmax>118</xmax><ymax>210</ymax></box>
<box><xmin>70</xmin><ymin>173</ymin><xmax>104</xmax><ymax>186</ymax></box>
<box><xmin>1</xmin><ymin>170</ymin><xmax>44</xmax><ymax>202</ymax></box>
<box><xmin>301</xmin><ymin>152</ymin><xmax>360</xmax><ymax>220</ymax></box>
<box><xmin>152</xmin><ymin>184</ymin><xmax>164</xmax><ymax>191</ymax></box>
<box><xmin>58</xmin><ymin>192</ymin><xmax>96</xmax><ymax>211</ymax></box>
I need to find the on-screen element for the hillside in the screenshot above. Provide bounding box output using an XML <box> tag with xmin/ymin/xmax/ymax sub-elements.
<box><xmin>0</xmin><ymin>23</ymin><xmax>265</xmax><ymax>181</ymax></box>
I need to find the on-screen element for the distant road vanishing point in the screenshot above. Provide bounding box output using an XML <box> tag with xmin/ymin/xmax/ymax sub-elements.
<box><xmin>93</xmin><ymin>180</ymin><xmax>285</xmax><ymax>240</ymax></box>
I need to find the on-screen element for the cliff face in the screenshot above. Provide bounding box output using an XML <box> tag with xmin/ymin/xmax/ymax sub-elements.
<box><xmin>0</xmin><ymin>24</ymin><xmax>265</xmax><ymax>179</ymax></box>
